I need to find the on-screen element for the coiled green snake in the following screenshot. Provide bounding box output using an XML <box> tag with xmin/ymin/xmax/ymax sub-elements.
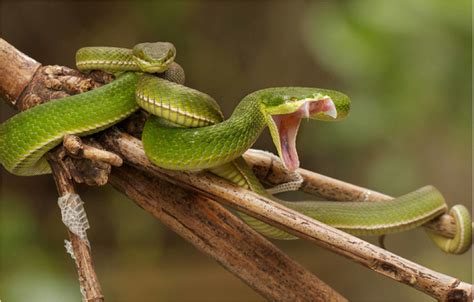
<box><xmin>0</xmin><ymin>42</ymin><xmax>471</xmax><ymax>254</ymax></box>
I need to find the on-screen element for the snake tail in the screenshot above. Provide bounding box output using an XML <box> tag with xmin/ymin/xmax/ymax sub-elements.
<box><xmin>426</xmin><ymin>205</ymin><xmax>472</xmax><ymax>254</ymax></box>
<box><xmin>211</xmin><ymin>160</ymin><xmax>471</xmax><ymax>253</ymax></box>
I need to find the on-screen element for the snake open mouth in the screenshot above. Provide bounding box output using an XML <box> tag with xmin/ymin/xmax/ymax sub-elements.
<box><xmin>271</xmin><ymin>97</ymin><xmax>337</xmax><ymax>171</ymax></box>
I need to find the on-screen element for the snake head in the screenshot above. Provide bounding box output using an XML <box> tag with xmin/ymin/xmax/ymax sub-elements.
<box><xmin>132</xmin><ymin>42</ymin><xmax>176</xmax><ymax>73</ymax></box>
<box><xmin>261</xmin><ymin>88</ymin><xmax>350</xmax><ymax>171</ymax></box>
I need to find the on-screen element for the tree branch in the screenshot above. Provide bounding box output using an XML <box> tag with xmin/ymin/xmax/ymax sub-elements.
<box><xmin>109</xmin><ymin>164</ymin><xmax>344</xmax><ymax>301</ymax></box>
<box><xmin>242</xmin><ymin>149</ymin><xmax>458</xmax><ymax>238</ymax></box>
<box><xmin>0</xmin><ymin>38</ymin><xmax>104</xmax><ymax>302</ymax></box>
<box><xmin>101</xmin><ymin>129</ymin><xmax>472</xmax><ymax>302</ymax></box>
<box><xmin>0</xmin><ymin>38</ymin><xmax>345</xmax><ymax>301</ymax></box>
<box><xmin>47</xmin><ymin>148</ymin><xmax>104</xmax><ymax>302</ymax></box>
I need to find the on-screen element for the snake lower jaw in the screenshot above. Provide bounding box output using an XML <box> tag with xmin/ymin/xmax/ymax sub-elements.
<box><xmin>272</xmin><ymin>113</ymin><xmax>301</xmax><ymax>171</ymax></box>
<box><xmin>270</xmin><ymin>98</ymin><xmax>338</xmax><ymax>171</ymax></box>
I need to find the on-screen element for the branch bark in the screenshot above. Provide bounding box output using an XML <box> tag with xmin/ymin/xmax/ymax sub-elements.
<box><xmin>101</xmin><ymin>129</ymin><xmax>472</xmax><ymax>302</ymax></box>
<box><xmin>109</xmin><ymin>164</ymin><xmax>344</xmax><ymax>301</ymax></box>
<box><xmin>47</xmin><ymin>149</ymin><xmax>104</xmax><ymax>302</ymax></box>
<box><xmin>0</xmin><ymin>38</ymin><xmax>104</xmax><ymax>302</ymax></box>
<box><xmin>243</xmin><ymin>149</ymin><xmax>459</xmax><ymax>237</ymax></box>
<box><xmin>0</xmin><ymin>38</ymin><xmax>345</xmax><ymax>301</ymax></box>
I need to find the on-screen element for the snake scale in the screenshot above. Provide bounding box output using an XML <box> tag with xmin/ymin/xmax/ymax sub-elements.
<box><xmin>0</xmin><ymin>42</ymin><xmax>471</xmax><ymax>254</ymax></box>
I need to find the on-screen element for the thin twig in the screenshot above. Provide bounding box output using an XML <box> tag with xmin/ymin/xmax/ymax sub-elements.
<box><xmin>64</xmin><ymin>134</ymin><xmax>123</xmax><ymax>167</ymax></box>
<box><xmin>47</xmin><ymin>150</ymin><xmax>104</xmax><ymax>302</ymax></box>
<box><xmin>101</xmin><ymin>129</ymin><xmax>472</xmax><ymax>302</ymax></box>
<box><xmin>243</xmin><ymin>149</ymin><xmax>458</xmax><ymax>237</ymax></box>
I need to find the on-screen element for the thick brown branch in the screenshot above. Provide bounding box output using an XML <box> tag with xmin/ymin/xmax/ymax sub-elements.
<box><xmin>100</xmin><ymin>129</ymin><xmax>472</xmax><ymax>302</ymax></box>
<box><xmin>109</xmin><ymin>164</ymin><xmax>345</xmax><ymax>301</ymax></box>
<box><xmin>0</xmin><ymin>39</ymin><xmax>40</xmax><ymax>106</ymax></box>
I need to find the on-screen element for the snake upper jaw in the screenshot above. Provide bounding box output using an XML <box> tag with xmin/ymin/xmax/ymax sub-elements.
<box><xmin>133</xmin><ymin>55</ymin><xmax>175</xmax><ymax>73</ymax></box>
<box><xmin>265</xmin><ymin>97</ymin><xmax>337</xmax><ymax>172</ymax></box>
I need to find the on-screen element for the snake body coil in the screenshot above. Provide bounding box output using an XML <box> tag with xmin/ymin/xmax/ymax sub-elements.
<box><xmin>0</xmin><ymin>73</ymin><xmax>139</xmax><ymax>175</ymax></box>
<box><xmin>0</xmin><ymin>42</ymin><xmax>470</xmax><ymax>254</ymax></box>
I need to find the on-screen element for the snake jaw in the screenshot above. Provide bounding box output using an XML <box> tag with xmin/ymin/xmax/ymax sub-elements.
<box><xmin>269</xmin><ymin>97</ymin><xmax>337</xmax><ymax>171</ymax></box>
<box><xmin>272</xmin><ymin>112</ymin><xmax>302</xmax><ymax>171</ymax></box>
<box><xmin>313</xmin><ymin>97</ymin><xmax>337</xmax><ymax>119</ymax></box>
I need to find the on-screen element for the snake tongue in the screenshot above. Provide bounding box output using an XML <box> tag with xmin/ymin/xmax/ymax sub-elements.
<box><xmin>271</xmin><ymin>97</ymin><xmax>337</xmax><ymax>171</ymax></box>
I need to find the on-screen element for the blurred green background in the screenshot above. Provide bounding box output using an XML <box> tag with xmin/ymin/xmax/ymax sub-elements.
<box><xmin>0</xmin><ymin>1</ymin><xmax>471</xmax><ymax>301</ymax></box>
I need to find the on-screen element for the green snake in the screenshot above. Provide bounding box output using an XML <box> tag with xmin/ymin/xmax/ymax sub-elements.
<box><xmin>0</xmin><ymin>42</ymin><xmax>471</xmax><ymax>254</ymax></box>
